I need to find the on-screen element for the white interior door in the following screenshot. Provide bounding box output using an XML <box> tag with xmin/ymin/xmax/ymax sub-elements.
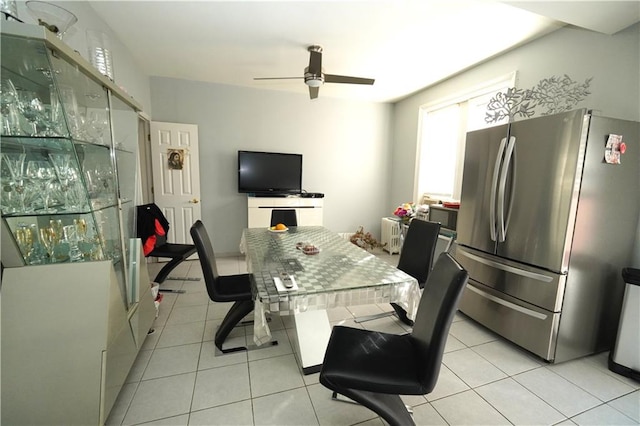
<box><xmin>150</xmin><ymin>121</ymin><xmax>201</xmax><ymax>245</ymax></box>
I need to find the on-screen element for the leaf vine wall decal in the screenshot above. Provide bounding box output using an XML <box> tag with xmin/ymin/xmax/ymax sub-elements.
<box><xmin>486</xmin><ymin>75</ymin><xmax>592</xmax><ymax>123</ymax></box>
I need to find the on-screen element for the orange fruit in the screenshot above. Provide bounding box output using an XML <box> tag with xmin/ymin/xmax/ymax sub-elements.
<box><xmin>275</xmin><ymin>223</ymin><xmax>287</xmax><ymax>230</ymax></box>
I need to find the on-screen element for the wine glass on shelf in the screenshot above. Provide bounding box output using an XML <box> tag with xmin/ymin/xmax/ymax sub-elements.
<box><xmin>49</xmin><ymin>219</ymin><xmax>69</xmax><ymax>263</ymax></box>
<box><xmin>74</xmin><ymin>218</ymin><xmax>94</xmax><ymax>259</ymax></box>
<box><xmin>66</xmin><ymin>175</ymin><xmax>88</xmax><ymax>211</ymax></box>
<box><xmin>25</xmin><ymin>160</ymin><xmax>58</xmax><ymax>212</ymax></box>
<box><xmin>86</xmin><ymin>110</ymin><xmax>109</xmax><ymax>145</ymax></box>
<box><xmin>1</xmin><ymin>78</ymin><xmax>22</xmax><ymax>136</ymax></box>
<box><xmin>1</xmin><ymin>153</ymin><xmax>27</xmax><ymax>213</ymax></box>
<box><xmin>74</xmin><ymin>218</ymin><xmax>87</xmax><ymax>239</ymax></box>
<box><xmin>16</xmin><ymin>90</ymin><xmax>47</xmax><ymax>136</ymax></box>
<box><xmin>63</xmin><ymin>223</ymin><xmax>83</xmax><ymax>262</ymax></box>
<box><xmin>48</xmin><ymin>153</ymin><xmax>73</xmax><ymax>210</ymax></box>
<box><xmin>15</xmin><ymin>224</ymin><xmax>35</xmax><ymax>264</ymax></box>
<box><xmin>1</xmin><ymin>174</ymin><xmax>17</xmax><ymax>214</ymax></box>
<box><xmin>39</xmin><ymin>225</ymin><xmax>56</xmax><ymax>263</ymax></box>
<box><xmin>57</xmin><ymin>85</ymin><xmax>86</xmax><ymax>140</ymax></box>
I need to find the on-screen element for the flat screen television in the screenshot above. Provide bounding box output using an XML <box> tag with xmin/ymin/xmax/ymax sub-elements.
<box><xmin>237</xmin><ymin>150</ymin><xmax>302</xmax><ymax>195</ymax></box>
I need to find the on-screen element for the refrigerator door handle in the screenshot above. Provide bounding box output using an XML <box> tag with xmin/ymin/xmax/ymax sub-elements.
<box><xmin>490</xmin><ymin>137</ymin><xmax>508</xmax><ymax>242</ymax></box>
<box><xmin>458</xmin><ymin>247</ymin><xmax>554</xmax><ymax>282</ymax></box>
<box><xmin>497</xmin><ymin>136</ymin><xmax>516</xmax><ymax>242</ymax></box>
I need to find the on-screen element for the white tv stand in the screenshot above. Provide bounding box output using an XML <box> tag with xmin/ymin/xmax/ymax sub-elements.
<box><xmin>247</xmin><ymin>195</ymin><xmax>323</xmax><ymax>228</ymax></box>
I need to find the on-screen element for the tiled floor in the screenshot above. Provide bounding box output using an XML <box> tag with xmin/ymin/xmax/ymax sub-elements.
<box><xmin>106</xmin><ymin>256</ymin><xmax>640</xmax><ymax>426</ymax></box>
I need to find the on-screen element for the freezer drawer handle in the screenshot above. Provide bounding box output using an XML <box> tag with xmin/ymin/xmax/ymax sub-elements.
<box><xmin>467</xmin><ymin>284</ymin><xmax>548</xmax><ymax>320</ymax></box>
<box><xmin>458</xmin><ymin>248</ymin><xmax>553</xmax><ymax>283</ymax></box>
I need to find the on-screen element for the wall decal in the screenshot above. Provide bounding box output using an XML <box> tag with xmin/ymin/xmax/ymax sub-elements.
<box><xmin>486</xmin><ymin>74</ymin><xmax>592</xmax><ymax>123</ymax></box>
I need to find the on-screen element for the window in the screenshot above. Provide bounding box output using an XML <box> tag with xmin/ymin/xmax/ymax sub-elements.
<box><xmin>414</xmin><ymin>73</ymin><xmax>516</xmax><ymax>202</ymax></box>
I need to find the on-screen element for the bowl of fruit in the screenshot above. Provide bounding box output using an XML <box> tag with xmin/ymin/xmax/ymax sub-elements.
<box><xmin>269</xmin><ymin>223</ymin><xmax>288</xmax><ymax>233</ymax></box>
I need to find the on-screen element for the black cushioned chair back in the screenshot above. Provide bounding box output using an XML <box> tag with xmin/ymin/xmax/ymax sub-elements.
<box><xmin>270</xmin><ymin>209</ymin><xmax>298</xmax><ymax>227</ymax></box>
<box><xmin>397</xmin><ymin>219</ymin><xmax>441</xmax><ymax>286</ymax></box>
<box><xmin>190</xmin><ymin>220</ymin><xmax>221</xmax><ymax>301</ymax></box>
<box><xmin>411</xmin><ymin>253</ymin><xmax>468</xmax><ymax>392</ymax></box>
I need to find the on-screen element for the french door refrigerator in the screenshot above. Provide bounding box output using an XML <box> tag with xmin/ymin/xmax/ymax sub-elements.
<box><xmin>454</xmin><ymin>108</ymin><xmax>639</xmax><ymax>363</ymax></box>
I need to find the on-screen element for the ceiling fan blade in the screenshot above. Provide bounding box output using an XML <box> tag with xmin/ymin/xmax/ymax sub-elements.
<box><xmin>324</xmin><ymin>74</ymin><xmax>375</xmax><ymax>85</ymax></box>
<box><xmin>309</xmin><ymin>86</ymin><xmax>319</xmax><ymax>99</ymax></box>
<box><xmin>308</xmin><ymin>49</ymin><xmax>322</xmax><ymax>75</ymax></box>
<box><xmin>253</xmin><ymin>77</ymin><xmax>303</xmax><ymax>80</ymax></box>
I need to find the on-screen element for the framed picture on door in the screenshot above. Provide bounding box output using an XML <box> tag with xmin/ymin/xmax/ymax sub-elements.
<box><xmin>167</xmin><ymin>149</ymin><xmax>184</xmax><ymax>170</ymax></box>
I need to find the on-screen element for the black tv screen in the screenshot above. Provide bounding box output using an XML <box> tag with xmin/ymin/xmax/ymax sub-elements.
<box><xmin>238</xmin><ymin>150</ymin><xmax>302</xmax><ymax>195</ymax></box>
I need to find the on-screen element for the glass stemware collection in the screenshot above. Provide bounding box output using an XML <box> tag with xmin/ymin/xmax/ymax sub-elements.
<box><xmin>1</xmin><ymin>148</ymin><xmax>117</xmax><ymax>265</ymax></box>
<box><xmin>1</xmin><ymin>150</ymin><xmax>118</xmax><ymax>215</ymax></box>
<box><xmin>1</xmin><ymin>37</ymin><xmax>122</xmax><ymax>267</ymax></box>
<box><xmin>14</xmin><ymin>218</ymin><xmax>103</xmax><ymax>264</ymax></box>
<box><xmin>1</xmin><ymin>77</ymin><xmax>109</xmax><ymax>144</ymax></box>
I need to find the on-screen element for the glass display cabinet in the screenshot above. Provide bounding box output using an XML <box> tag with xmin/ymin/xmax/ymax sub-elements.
<box><xmin>1</xmin><ymin>21</ymin><xmax>155</xmax><ymax>425</ymax></box>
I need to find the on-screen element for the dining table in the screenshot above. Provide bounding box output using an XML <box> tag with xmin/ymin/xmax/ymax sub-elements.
<box><xmin>240</xmin><ymin>226</ymin><xmax>421</xmax><ymax>374</ymax></box>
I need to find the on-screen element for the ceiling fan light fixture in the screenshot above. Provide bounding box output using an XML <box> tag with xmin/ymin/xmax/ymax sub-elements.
<box><xmin>304</xmin><ymin>68</ymin><xmax>324</xmax><ymax>87</ymax></box>
<box><xmin>305</xmin><ymin>77</ymin><xmax>323</xmax><ymax>87</ymax></box>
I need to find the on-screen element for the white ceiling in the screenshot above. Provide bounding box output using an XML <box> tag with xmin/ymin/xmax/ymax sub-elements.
<box><xmin>88</xmin><ymin>0</ymin><xmax>640</xmax><ymax>103</ymax></box>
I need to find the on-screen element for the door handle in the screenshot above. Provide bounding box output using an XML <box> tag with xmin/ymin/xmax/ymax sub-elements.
<box><xmin>490</xmin><ymin>137</ymin><xmax>508</xmax><ymax>242</ymax></box>
<box><xmin>189</xmin><ymin>198</ymin><xmax>200</xmax><ymax>204</ymax></box>
<box><xmin>497</xmin><ymin>136</ymin><xmax>516</xmax><ymax>242</ymax></box>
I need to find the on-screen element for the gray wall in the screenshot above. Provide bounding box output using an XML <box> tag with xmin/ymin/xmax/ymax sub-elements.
<box><xmin>151</xmin><ymin>23</ymin><xmax>640</xmax><ymax>255</ymax></box>
<box><xmin>150</xmin><ymin>79</ymin><xmax>393</xmax><ymax>254</ymax></box>
<box><xmin>391</xmin><ymin>23</ymin><xmax>640</xmax><ymax>207</ymax></box>
<box><xmin>391</xmin><ymin>23</ymin><xmax>640</xmax><ymax>262</ymax></box>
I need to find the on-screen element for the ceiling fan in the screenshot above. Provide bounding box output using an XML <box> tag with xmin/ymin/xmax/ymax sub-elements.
<box><xmin>254</xmin><ymin>45</ymin><xmax>375</xmax><ymax>99</ymax></box>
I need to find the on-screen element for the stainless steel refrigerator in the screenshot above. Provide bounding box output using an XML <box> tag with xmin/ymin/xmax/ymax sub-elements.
<box><xmin>454</xmin><ymin>108</ymin><xmax>639</xmax><ymax>363</ymax></box>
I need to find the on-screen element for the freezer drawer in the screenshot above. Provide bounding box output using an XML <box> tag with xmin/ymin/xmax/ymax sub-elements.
<box><xmin>459</xmin><ymin>279</ymin><xmax>560</xmax><ymax>361</ymax></box>
<box><xmin>455</xmin><ymin>246</ymin><xmax>566</xmax><ymax>312</ymax></box>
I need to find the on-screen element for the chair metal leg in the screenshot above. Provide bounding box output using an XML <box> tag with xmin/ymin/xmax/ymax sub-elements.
<box><xmin>214</xmin><ymin>301</ymin><xmax>279</xmax><ymax>354</ymax></box>
<box><xmin>328</xmin><ymin>388</ymin><xmax>415</xmax><ymax>426</ymax></box>
<box><xmin>166</xmin><ymin>276</ymin><xmax>201</xmax><ymax>282</ymax></box>
<box><xmin>391</xmin><ymin>303</ymin><xmax>414</xmax><ymax>326</ymax></box>
<box><xmin>331</xmin><ymin>392</ymin><xmax>358</xmax><ymax>405</ymax></box>
<box><xmin>354</xmin><ymin>303</ymin><xmax>414</xmax><ymax>326</ymax></box>
<box><xmin>215</xmin><ymin>300</ymin><xmax>254</xmax><ymax>353</ymax></box>
<box><xmin>215</xmin><ymin>340</ymin><xmax>279</xmax><ymax>355</ymax></box>
<box><xmin>353</xmin><ymin>311</ymin><xmax>394</xmax><ymax>323</ymax></box>
<box><xmin>159</xmin><ymin>288</ymin><xmax>187</xmax><ymax>294</ymax></box>
<box><xmin>239</xmin><ymin>316</ymin><xmax>271</xmax><ymax>326</ymax></box>
<box><xmin>153</xmin><ymin>256</ymin><xmax>187</xmax><ymax>284</ymax></box>
<box><xmin>331</xmin><ymin>391</ymin><xmax>414</xmax><ymax>414</ymax></box>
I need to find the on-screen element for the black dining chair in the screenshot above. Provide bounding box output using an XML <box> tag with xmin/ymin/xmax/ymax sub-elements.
<box><xmin>319</xmin><ymin>252</ymin><xmax>468</xmax><ymax>426</ymax></box>
<box><xmin>190</xmin><ymin>220</ymin><xmax>255</xmax><ymax>353</ymax></box>
<box><xmin>136</xmin><ymin>203</ymin><xmax>197</xmax><ymax>292</ymax></box>
<box><xmin>270</xmin><ymin>209</ymin><xmax>298</xmax><ymax>227</ymax></box>
<box><xmin>355</xmin><ymin>219</ymin><xmax>441</xmax><ymax>326</ymax></box>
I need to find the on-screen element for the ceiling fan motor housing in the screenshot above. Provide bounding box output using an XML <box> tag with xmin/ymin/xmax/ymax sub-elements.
<box><xmin>304</xmin><ymin>67</ymin><xmax>324</xmax><ymax>87</ymax></box>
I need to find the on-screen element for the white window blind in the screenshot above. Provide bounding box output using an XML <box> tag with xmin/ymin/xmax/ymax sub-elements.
<box><xmin>415</xmin><ymin>73</ymin><xmax>515</xmax><ymax>201</ymax></box>
<box><xmin>416</xmin><ymin>104</ymin><xmax>461</xmax><ymax>198</ymax></box>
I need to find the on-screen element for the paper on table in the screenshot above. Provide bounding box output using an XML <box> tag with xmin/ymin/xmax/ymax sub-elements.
<box><xmin>273</xmin><ymin>276</ymin><xmax>299</xmax><ymax>292</ymax></box>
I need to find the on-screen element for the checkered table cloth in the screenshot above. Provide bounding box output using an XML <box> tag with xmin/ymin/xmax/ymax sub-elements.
<box><xmin>240</xmin><ymin>226</ymin><xmax>421</xmax><ymax>345</ymax></box>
